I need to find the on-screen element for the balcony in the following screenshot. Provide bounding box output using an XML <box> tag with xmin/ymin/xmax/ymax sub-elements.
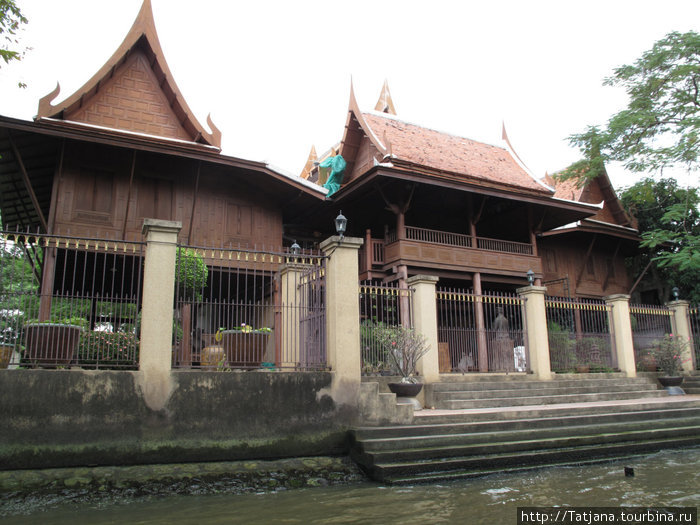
<box><xmin>360</xmin><ymin>225</ymin><xmax>542</xmax><ymax>278</ymax></box>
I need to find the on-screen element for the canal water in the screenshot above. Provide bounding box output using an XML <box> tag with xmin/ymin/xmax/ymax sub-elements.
<box><xmin>2</xmin><ymin>447</ymin><xmax>698</xmax><ymax>524</ymax></box>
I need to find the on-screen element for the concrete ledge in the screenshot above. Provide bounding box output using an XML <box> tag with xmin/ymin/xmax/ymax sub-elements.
<box><xmin>0</xmin><ymin>456</ymin><xmax>364</xmax><ymax>500</ymax></box>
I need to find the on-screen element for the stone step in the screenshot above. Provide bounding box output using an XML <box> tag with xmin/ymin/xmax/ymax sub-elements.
<box><xmin>383</xmin><ymin>456</ymin><xmax>645</xmax><ymax>485</ymax></box>
<box><xmin>683</xmin><ymin>377</ymin><xmax>700</xmax><ymax>395</ymax></box>
<box><xmin>415</xmin><ymin>397</ymin><xmax>700</xmax><ymax>424</ymax></box>
<box><xmin>437</xmin><ymin>390</ymin><xmax>667</xmax><ymax>409</ymax></box>
<box><xmin>353</xmin><ymin>406</ymin><xmax>700</xmax><ymax>441</ymax></box>
<box><xmin>364</xmin><ymin>433</ymin><xmax>700</xmax><ymax>484</ymax></box>
<box><xmin>350</xmin><ymin>396</ymin><xmax>700</xmax><ymax>484</ymax></box>
<box><xmin>429</xmin><ymin>377</ymin><xmax>656</xmax><ymax>392</ymax></box>
<box><xmin>355</xmin><ymin>417</ymin><xmax>700</xmax><ymax>455</ymax></box>
<box><xmin>432</xmin><ymin>383</ymin><xmax>659</xmax><ymax>400</ymax></box>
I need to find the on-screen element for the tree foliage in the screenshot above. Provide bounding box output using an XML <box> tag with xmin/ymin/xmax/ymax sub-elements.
<box><xmin>0</xmin><ymin>0</ymin><xmax>27</xmax><ymax>67</ymax></box>
<box><xmin>620</xmin><ymin>178</ymin><xmax>700</xmax><ymax>303</ymax></box>
<box><xmin>558</xmin><ymin>31</ymin><xmax>700</xmax><ymax>278</ymax></box>
<box><xmin>559</xmin><ymin>31</ymin><xmax>700</xmax><ymax>183</ymax></box>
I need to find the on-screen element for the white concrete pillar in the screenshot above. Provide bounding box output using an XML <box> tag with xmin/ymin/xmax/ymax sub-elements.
<box><xmin>320</xmin><ymin>235</ymin><xmax>363</xmax><ymax>407</ymax></box>
<box><xmin>279</xmin><ymin>263</ymin><xmax>307</xmax><ymax>368</ymax></box>
<box><xmin>137</xmin><ymin>219</ymin><xmax>180</xmax><ymax>411</ymax></box>
<box><xmin>517</xmin><ymin>285</ymin><xmax>553</xmax><ymax>380</ymax></box>
<box><xmin>667</xmin><ymin>300</ymin><xmax>695</xmax><ymax>372</ymax></box>
<box><xmin>605</xmin><ymin>294</ymin><xmax>637</xmax><ymax>378</ymax></box>
<box><xmin>407</xmin><ymin>275</ymin><xmax>440</xmax><ymax>384</ymax></box>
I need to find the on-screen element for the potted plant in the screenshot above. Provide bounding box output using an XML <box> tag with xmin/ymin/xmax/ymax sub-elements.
<box><xmin>375</xmin><ymin>325</ymin><xmax>429</xmax><ymax>404</ymax></box>
<box><xmin>220</xmin><ymin>324</ymin><xmax>273</xmax><ymax>368</ymax></box>
<box><xmin>652</xmin><ymin>334</ymin><xmax>688</xmax><ymax>388</ymax></box>
<box><xmin>23</xmin><ymin>316</ymin><xmax>88</xmax><ymax>367</ymax></box>
<box><xmin>173</xmin><ymin>248</ymin><xmax>208</xmax><ymax>365</ymax></box>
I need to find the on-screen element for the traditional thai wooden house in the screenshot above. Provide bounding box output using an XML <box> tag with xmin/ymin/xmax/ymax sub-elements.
<box><xmin>0</xmin><ymin>0</ymin><xmax>326</xmax><ymax>369</ymax></box>
<box><xmin>303</xmin><ymin>83</ymin><xmax>616</xmax><ymax>294</ymax></box>
<box><xmin>538</xmin><ymin>171</ymin><xmax>640</xmax><ymax>299</ymax></box>
<box><xmin>300</xmin><ymin>84</ymin><xmax>642</xmax><ymax>373</ymax></box>
<box><xmin>0</xmin><ymin>0</ymin><xmax>324</xmax><ymax>244</ymax></box>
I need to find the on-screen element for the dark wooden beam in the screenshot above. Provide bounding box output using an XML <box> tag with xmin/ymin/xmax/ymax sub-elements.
<box><xmin>575</xmin><ymin>234</ymin><xmax>597</xmax><ymax>287</ymax></box>
<box><xmin>473</xmin><ymin>196</ymin><xmax>487</xmax><ymax>224</ymax></box>
<box><xmin>629</xmin><ymin>259</ymin><xmax>654</xmax><ymax>295</ymax></box>
<box><xmin>602</xmin><ymin>241</ymin><xmax>621</xmax><ymax>291</ymax></box>
<box><xmin>7</xmin><ymin>130</ymin><xmax>48</xmax><ymax>232</ymax></box>
<box><xmin>187</xmin><ymin>161</ymin><xmax>202</xmax><ymax>244</ymax></box>
<box><xmin>121</xmin><ymin>150</ymin><xmax>138</xmax><ymax>240</ymax></box>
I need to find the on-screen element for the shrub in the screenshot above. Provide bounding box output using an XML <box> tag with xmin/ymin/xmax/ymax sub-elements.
<box><xmin>175</xmin><ymin>248</ymin><xmax>208</xmax><ymax>301</ymax></box>
<box><xmin>652</xmin><ymin>334</ymin><xmax>688</xmax><ymax>376</ymax></box>
<box><xmin>78</xmin><ymin>330</ymin><xmax>139</xmax><ymax>369</ymax></box>
<box><xmin>374</xmin><ymin>325</ymin><xmax>429</xmax><ymax>383</ymax></box>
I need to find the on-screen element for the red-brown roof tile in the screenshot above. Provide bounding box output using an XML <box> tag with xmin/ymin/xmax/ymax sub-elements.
<box><xmin>362</xmin><ymin>112</ymin><xmax>551</xmax><ymax>194</ymax></box>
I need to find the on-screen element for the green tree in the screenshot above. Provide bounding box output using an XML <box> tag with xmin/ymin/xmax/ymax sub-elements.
<box><xmin>559</xmin><ymin>31</ymin><xmax>700</xmax><ymax>277</ymax></box>
<box><xmin>620</xmin><ymin>178</ymin><xmax>700</xmax><ymax>303</ymax></box>
<box><xmin>561</xmin><ymin>31</ymin><xmax>700</xmax><ymax>181</ymax></box>
<box><xmin>0</xmin><ymin>0</ymin><xmax>27</xmax><ymax>66</ymax></box>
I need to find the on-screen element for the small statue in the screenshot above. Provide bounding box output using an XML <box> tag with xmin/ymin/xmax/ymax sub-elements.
<box><xmin>494</xmin><ymin>307</ymin><xmax>509</xmax><ymax>338</ymax></box>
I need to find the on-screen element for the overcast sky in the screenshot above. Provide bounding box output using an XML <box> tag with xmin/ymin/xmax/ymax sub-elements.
<box><xmin>0</xmin><ymin>0</ymin><xmax>698</xmax><ymax>190</ymax></box>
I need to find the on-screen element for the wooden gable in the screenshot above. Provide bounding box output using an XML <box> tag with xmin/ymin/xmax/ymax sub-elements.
<box><xmin>36</xmin><ymin>0</ymin><xmax>221</xmax><ymax>149</ymax></box>
<box><xmin>64</xmin><ymin>50</ymin><xmax>192</xmax><ymax>142</ymax></box>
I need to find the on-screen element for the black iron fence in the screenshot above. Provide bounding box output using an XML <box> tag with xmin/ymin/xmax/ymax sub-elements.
<box><xmin>0</xmin><ymin>231</ymin><xmax>143</xmax><ymax>369</ymax></box>
<box><xmin>629</xmin><ymin>303</ymin><xmax>673</xmax><ymax>371</ymax></box>
<box><xmin>172</xmin><ymin>245</ymin><xmax>327</xmax><ymax>371</ymax></box>
<box><xmin>359</xmin><ymin>281</ymin><xmax>413</xmax><ymax>375</ymax></box>
<box><xmin>545</xmin><ymin>296</ymin><xmax>616</xmax><ymax>373</ymax></box>
<box><xmin>437</xmin><ymin>288</ymin><xmax>527</xmax><ymax>373</ymax></box>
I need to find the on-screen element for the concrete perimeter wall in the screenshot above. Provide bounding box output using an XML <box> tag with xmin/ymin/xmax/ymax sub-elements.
<box><xmin>0</xmin><ymin>370</ymin><xmax>350</xmax><ymax>470</ymax></box>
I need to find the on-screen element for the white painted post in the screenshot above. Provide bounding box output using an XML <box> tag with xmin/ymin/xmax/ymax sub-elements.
<box><xmin>605</xmin><ymin>294</ymin><xmax>637</xmax><ymax>378</ymax></box>
<box><xmin>407</xmin><ymin>275</ymin><xmax>440</xmax><ymax>384</ymax></box>
<box><xmin>138</xmin><ymin>219</ymin><xmax>180</xmax><ymax>411</ymax></box>
<box><xmin>668</xmin><ymin>300</ymin><xmax>695</xmax><ymax>372</ymax></box>
<box><xmin>320</xmin><ymin>235</ymin><xmax>363</xmax><ymax>407</ymax></box>
<box><xmin>517</xmin><ymin>285</ymin><xmax>553</xmax><ymax>380</ymax></box>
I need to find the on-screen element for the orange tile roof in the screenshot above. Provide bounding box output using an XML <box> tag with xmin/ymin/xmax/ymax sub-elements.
<box><xmin>361</xmin><ymin>112</ymin><xmax>551</xmax><ymax>194</ymax></box>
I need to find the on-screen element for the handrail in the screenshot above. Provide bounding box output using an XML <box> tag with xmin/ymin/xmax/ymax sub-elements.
<box><xmin>385</xmin><ymin>226</ymin><xmax>534</xmax><ymax>256</ymax></box>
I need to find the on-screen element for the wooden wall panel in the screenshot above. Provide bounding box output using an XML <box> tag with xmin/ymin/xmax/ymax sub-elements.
<box><xmin>50</xmin><ymin>144</ymin><xmax>284</xmax><ymax>249</ymax></box>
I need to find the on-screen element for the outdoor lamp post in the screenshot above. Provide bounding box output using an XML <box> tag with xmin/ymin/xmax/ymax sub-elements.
<box><xmin>335</xmin><ymin>211</ymin><xmax>347</xmax><ymax>240</ymax></box>
<box><xmin>290</xmin><ymin>240</ymin><xmax>301</xmax><ymax>255</ymax></box>
<box><xmin>672</xmin><ymin>286</ymin><xmax>680</xmax><ymax>300</ymax></box>
<box><xmin>527</xmin><ymin>269</ymin><xmax>534</xmax><ymax>285</ymax></box>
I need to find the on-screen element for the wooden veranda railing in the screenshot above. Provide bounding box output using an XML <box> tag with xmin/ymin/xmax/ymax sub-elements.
<box><xmin>383</xmin><ymin>225</ymin><xmax>534</xmax><ymax>256</ymax></box>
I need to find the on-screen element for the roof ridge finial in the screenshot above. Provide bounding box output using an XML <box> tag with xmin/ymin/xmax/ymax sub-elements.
<box><xmin>374</xmin><ymin>80</ymin><xmax>396</xmax><ymax>115</ymax></box>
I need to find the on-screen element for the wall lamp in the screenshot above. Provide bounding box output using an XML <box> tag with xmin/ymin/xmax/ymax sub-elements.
<box><xmin>335</xmin><ymin>211</ymin><xmax>347</xmax><ymax>240</ymax></box>
<box><xmin>527</xmin><ymin>269</ymin><xmax>535</xmax><ymax>286</ymax></box>
<box><xmin>290</xmin><ymin>240</ymin><xmax>301</xmax><ymax>255</ymax></box>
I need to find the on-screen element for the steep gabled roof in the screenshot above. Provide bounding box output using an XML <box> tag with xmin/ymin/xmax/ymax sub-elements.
<box><xmin>547</xmin><ymin>168</ymin><xmax>637</xmax><ymax>229</ymax></box>
<box><xmin>332</xmin><ymin>82</ymin><xmax>553</xmax><ymax>195</ymax></box>
<box><xmin>359</xmin><ymin>112</ymin><xmax>552</xmax><ymax>194</ymax></box>
<box><xmin>35</xmin><ymin>0</ymin><xmax>221</xmax><ymax>149</ymax></box>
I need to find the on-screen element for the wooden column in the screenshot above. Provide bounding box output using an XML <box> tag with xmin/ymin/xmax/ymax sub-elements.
<box><xmin>396</xmin><ymin>210</ymin><xmax>406</xmax><ymax>240</ymax></box>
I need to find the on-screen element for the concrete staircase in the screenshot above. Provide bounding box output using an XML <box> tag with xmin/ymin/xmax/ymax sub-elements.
<box><xmin>425</xmin><ymin>374</ymin><xmax>667</xmax><ymax>410</ymax></box>
<box><xmin>683</xmin><ymin>374</ymin><xmax>700</xmax><ymax>394</ymax></box>
<box><xmin>350</xmin><ymin>375</ymin><xmax>700</xmax><ymax>484</ymax></box>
